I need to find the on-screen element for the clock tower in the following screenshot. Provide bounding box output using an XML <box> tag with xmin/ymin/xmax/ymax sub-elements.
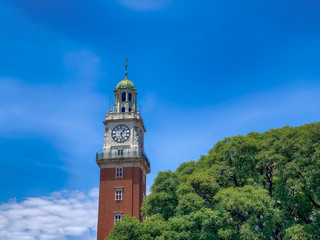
<box><xmin>96</xmin><ymin>61</ymin><xmax>150</xmax><ymax>240</ymax></box>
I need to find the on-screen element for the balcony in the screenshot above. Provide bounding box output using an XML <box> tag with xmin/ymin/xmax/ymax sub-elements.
<box><xmin>96</xmin><ymin>149</ymin><xmax>150</xmax><ymax>168</ymax></box>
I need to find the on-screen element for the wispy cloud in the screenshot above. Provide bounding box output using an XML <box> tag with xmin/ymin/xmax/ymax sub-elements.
<box><xmin>0</xmin><ymin>188</ymin><xmax>98</xmax><ymax>240</ymax></box>
<box><xmin>0</xmin><ymin>80</ymin><xmax>318</xmax><ymax>239</ymax></box>
<box><xmin>144</xmin><ymin>81</ymin><xmax>320</xmax><ymax>177</ymax></box>
<box><xmin>0</xmin><ymin>49</ymin><xmax>102</xmax><ymax>139</ymax></box>
<box><xmin>117</xmin><ymin>0</ymin><xmax>170</xmax><ymax>11</ymax></box>
<box><xmin>0</xmin><ymin>50</ymin><xmax>104</xmax><ymax>158</ymax></box>
<box><xmin>0</xmin><ymin>49</ymin><xmax>105</xmax><ymax>192</ymax></box>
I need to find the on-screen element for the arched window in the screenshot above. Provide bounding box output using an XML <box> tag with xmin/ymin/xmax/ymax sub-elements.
<box><xmin>128</xmin><ymin>93</ymin><xmax>132</xmax><ymax>102</ymax></box>
<box><xmin>129</xmin><ymin>108</ymin><xmax>132</xmax><ymax>112</ymax></box>
<box><xmin>121</xmin><ymin>107</ymin><xmax>125</xmax><ymax>113</ymax></box>
<box><xmin>122</xmin><ymin>92</ymin><xmax>126</xmax><ymax>102</ymax></box>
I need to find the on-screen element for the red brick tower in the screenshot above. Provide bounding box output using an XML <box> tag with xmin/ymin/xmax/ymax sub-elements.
<box><xmin>96</xmin><ymin>61</ymin><xmax>150</xmax><ymax>240</ymax></box>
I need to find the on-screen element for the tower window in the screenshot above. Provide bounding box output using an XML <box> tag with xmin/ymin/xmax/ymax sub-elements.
<box><xmin>114</xmin><ymin>214</ymin><xmax>122</xmax><ymax>223</ymax></box>
<box><xmin>116</xmin><ymin>167</ymin><xmax>123</xmax><ymax>178</ymax></box>
<box><xmin>122</xmin><ymin>92</ymin><xmax>126</xmax><ymax>102</ymax></box>
<box><xmin>118</xmin><ymin>150</ymin><xmax>123</xmax><ymax>156</ymax></box>
<box><xmin>121</xmin><ymin>107</ymin><xmax>125</xmax><ymax>113</ymax></box>
<box><xmin>128</xmin><ymin>93</ymin><xmax>132</xmax><ymax>102</ymax></box>
<box><xmin>115</xmin><ymin>188</ymin><xmax>123</xmax><ymax>201</ymax></box>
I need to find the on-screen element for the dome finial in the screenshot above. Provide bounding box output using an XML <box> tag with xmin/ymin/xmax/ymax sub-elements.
<box><xmin>124</xmin><ymin>57</ymin><xmax>128</xmax><ymax>79</ymax></box>
<box><xmin>115</xmin><ymin>58</ymin><xmax>135</xmax><ymax>90</ymax></box>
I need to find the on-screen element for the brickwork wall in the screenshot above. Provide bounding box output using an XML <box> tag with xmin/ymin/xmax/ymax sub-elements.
<box><xmin>97</xmin><ymin>166</ymin><xmax>146</xmax><ymax>240</ymax></box>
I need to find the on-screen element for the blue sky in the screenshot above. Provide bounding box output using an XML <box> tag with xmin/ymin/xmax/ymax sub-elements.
<box><xmin>1</xmin><ymin>0</ymin><xmax>320</xmax><ymax>239</ymax></box>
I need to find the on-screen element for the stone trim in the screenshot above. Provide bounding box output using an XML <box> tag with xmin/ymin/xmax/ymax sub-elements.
<box><xmin>97</xmin><ymin>158</ymin><xmax>150</xmax><ymax>174</ymax></box>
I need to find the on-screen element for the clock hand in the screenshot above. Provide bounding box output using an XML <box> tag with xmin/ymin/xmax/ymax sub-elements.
<box><xmin>120</xmin><ymin>130</ymin><xmax>125</xmax><ymax>138</ymax></box>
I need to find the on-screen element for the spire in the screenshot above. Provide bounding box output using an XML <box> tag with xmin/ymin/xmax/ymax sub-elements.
<box><xmin>115</xmin><ymin>58</ymin><xmax>135</xmax><ymax>90</ymax></box>
<box><xmin>124</xmin><ymin>58</ymin><xmax>128</xmax><ymax>79</ymax></box>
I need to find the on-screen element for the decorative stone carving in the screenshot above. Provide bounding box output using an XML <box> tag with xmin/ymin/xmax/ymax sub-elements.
<box><xmin>133</xmin><ymin>127</ymin><xmax>138</xmax><ymax>144</ymax></box>
<box><xmin>103</xmin><ymin>127</ymin><xmax>110</xmax><ymax>148</ymax></box>
<box><xmin>138</xmin><ymin>129</ymin><xmax>144</xmax><ymax>149</ymax></box>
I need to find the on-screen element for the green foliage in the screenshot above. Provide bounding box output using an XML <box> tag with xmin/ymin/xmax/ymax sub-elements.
<box><xmin>108</xmin><ymin>122</ymin><xmax>320</xmax><ymax>239</ymax></box>
<box><xmin>213</xmin><ymin>186</ymin><xmax>279</xmax><ymax>239</ymax></box>
<box><xmin>140</xmin><ymin>214</ymin><xmax>166</xmax><ymax>240</ymax></box>
<box><xmin>107</xmin><ymin>215</ymin><xmax>141</xmax><ymax>240</ymax></box>
<box><xmin>141</xmin><ymin>171</ymin><xmax>178</xmax><ymax>220</ymax></box>
<box><xmin>283</xmin><ymin>224</ymin><xmax>313</xmax><ymax>240</ymax></box>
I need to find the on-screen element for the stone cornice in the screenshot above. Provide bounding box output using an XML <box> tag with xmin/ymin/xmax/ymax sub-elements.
<box><xmin>96</xmin><ymin>157</ymin><xmax>150</xmax><ymax>174</ymax></box>
<box><xmin>103</xmin><ymin>116</ymin><xmax>146</xmax><ymax>132</ymax></box>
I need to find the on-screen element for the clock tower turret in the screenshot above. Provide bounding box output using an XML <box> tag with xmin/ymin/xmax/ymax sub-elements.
<box><xmin>96</xmin><ymin>60</ymin><xmax>150</xmax><ymax>240</ymax></box>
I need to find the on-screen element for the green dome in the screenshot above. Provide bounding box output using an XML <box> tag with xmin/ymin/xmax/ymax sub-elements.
<box><xmin>115</xmin><ymin>77</ymin><xmax>135</xmax><ymax>90</ymax></box>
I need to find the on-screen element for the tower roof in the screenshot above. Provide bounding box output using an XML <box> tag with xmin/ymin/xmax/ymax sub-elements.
<box><xmin>115</xmin><ymin>77</ymin><xmax>135</xmax><ymax>90</ymax></box>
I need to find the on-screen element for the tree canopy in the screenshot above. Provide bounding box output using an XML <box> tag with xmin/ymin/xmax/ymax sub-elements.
<box><xmin>107</xmin><ymin>122</ymin><xmax>320</xmax><ymax>240</ymax></box>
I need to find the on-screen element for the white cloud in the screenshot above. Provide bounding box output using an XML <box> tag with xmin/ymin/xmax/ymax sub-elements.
<box><xmin>0</xmin><ymin>188</ymin><xmax>98</xmax><ymax>240</ymax></box>
<box><xmin>118</xmin><ymin>0</ymin><xmax>170</xmax><ymax>11</ymax></box>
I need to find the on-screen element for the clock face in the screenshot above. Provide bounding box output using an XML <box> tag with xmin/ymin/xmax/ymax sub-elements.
<box><xmin>112</xmin><ymin>125</ymin><xmax>130</xmax><ymax>143</ymax></box>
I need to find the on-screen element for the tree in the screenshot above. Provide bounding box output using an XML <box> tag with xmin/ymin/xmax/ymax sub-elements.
<box><xmin>141</xmin><ymin>171</ymin><xmax>178</xmax><ymax>220</ymax></box>
<box><xmin>107</xmin><ymin>215</ymin><xmax>141</xmax><ymax>240</ymax></box>
<box><xmin>107</xmin><ymin>122</ymin><xmax>320</xmax><ymax>240</ymax></box>
<box><xmin>213</xmin><ymin>186</ymin><xmax>279</xmax><ymax>240</ymax></box>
